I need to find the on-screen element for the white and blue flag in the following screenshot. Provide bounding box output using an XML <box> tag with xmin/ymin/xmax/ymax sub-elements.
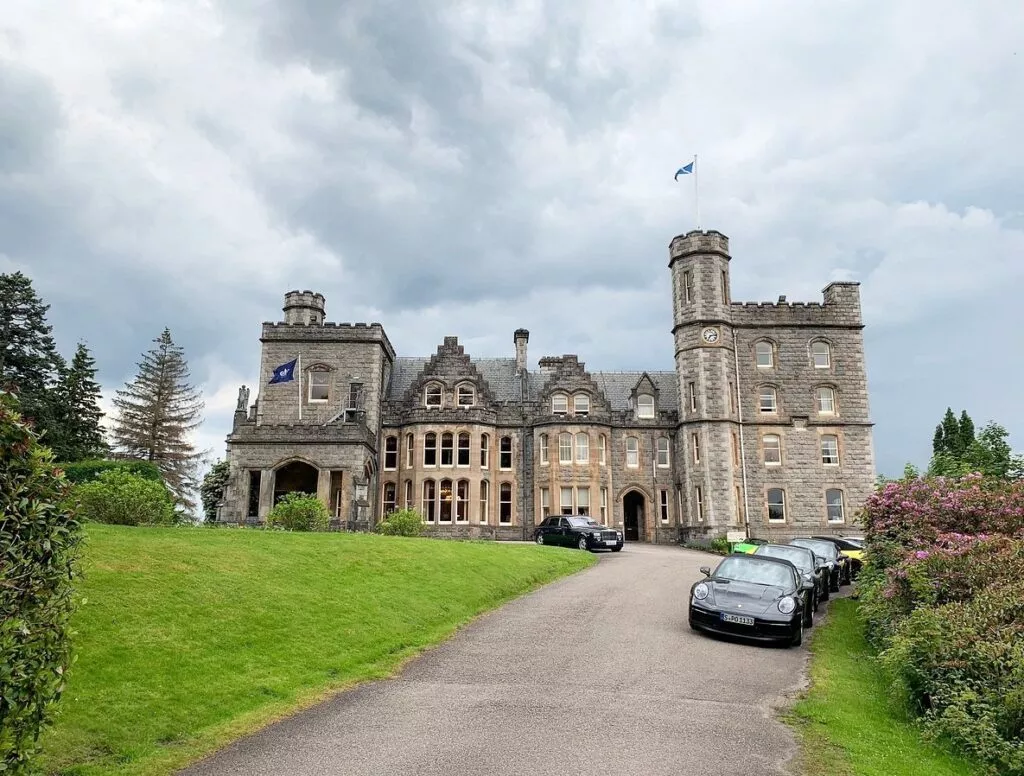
<box><xmin>269</xmin><ymin>358</ymin><xmax>298</xmax><ymax>384</ymax></box>
<box><xmin>674</xmin><ymin>161</ymin><xmax>694</xmax><ymax>180</ymax></box>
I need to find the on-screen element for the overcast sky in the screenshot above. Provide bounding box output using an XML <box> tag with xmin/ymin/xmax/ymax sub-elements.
<box><xmin>3</xmin><ymin>0</ymin><xmax>1023</xmax><ymax>479</ymax></box>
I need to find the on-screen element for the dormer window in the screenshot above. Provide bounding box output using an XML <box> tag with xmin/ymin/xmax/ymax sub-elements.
<box><xmin>573</xmin><ymin>394</ymin><xmax>590</xmax><ymax>416</ymax></box>
<box><xmin>457</xmin><ymin>384</ymin><xmax>476</xmax><ymax>407</ymax></box>
<box><xmin>308</xmin><ymin>372</ymin><xmax>329</xmax><ymax>402</ymax></box>
<box><xmin>424</xmin><ymin>383</ymin><xmax>442</xmax><ymax>407</ymax></box>
<box><xmin>637</xmin><ymin>394</ymin><xmax>655</xmax><ymax>419</ymax></box>
<box><xmin>552</xmin><ymin>393</ymin><xmax>568</xmax><ymax>415</ymax></box>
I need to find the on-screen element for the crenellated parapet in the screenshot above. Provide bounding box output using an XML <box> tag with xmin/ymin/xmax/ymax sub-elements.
<box><xmin>729</xmin><ymin>282</ymin><xmax>863</xmax><ymax>329</ymax></box>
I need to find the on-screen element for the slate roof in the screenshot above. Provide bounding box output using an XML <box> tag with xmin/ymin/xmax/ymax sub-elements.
<box><xmin>388</xmin><ymin>357</ymin><xmax>678</xmax><ymax>412</ymax></box>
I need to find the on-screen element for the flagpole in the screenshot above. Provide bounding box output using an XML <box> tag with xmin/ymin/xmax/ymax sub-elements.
<box><xmin>297</xmin><ymin>354</ymin><xmax>303</xmax><ymax>420</ymax></box>
<box><xmin>693</xmin><ymin>154</ymin><xmax>701</xmax><ymax>231</ymax></box>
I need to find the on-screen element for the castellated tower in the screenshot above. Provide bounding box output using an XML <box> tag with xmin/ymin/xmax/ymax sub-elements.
<box><xmin>669</xmin><ymin>231</ymin><xmax>743</xmax><ymax>535</ymax></box>
<box><xmin>283</xmin><ymin>290</ymin><xmax>326</xmax><ymax>325</ymax></box>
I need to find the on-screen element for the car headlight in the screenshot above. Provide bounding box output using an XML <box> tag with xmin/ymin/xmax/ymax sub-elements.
<box><xmin>616</xmin><ymin>532</ymin><xmax>622</xmax><ymax>539</ymax></box>
<box><xmin>778</xmin><ymin>596</ymin><xmax>796</xmax><ymax>614</ymax></box>
<box><xmin>693</xmin><ymin>583</ymin><xmax>709</xmax><ymax>601</ymax></box>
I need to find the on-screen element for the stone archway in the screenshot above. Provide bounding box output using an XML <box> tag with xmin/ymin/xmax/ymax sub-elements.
<box><xmin>623</xmin><ymin>490</ymin><xmax>646</xmax><ymax>542</ymax></box>
<box><xmin>273</xmin><ymin>460</ymin><xmax>319</xmax><ymax>504</ymax></box>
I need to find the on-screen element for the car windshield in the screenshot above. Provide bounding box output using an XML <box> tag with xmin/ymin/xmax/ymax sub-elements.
<box><xmin>713</xmin><ymin>557</ymin><xmax>794</xmax><ymax>588</ymax></box>
<box><xmin>755</xmin><ymin>545</ymin><xmax>812</xmax><ymax>573</ymax></box>
<box><xmin>566</xmin><ymin>517</ymin><xmax>593</xmax><ymax>527</ymax></box>
<box><xmin>791</xmin><ymin>539</ymin><xmax>837</xmax><ymax>560</ymax></box>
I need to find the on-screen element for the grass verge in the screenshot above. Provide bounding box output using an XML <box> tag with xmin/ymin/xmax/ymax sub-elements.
<box><xmin>40</xmin><ymin>524</ymin><xmax>595</xmax><ymax>776</ymax></box>
<box><xmin>785</xmin><ymin>597</ymin><xmax>983</xmax><ymax>776</ymax></box>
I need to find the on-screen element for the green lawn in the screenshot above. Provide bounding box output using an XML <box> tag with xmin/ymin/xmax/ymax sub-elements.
<box><xmin>787</xmin><ymin>598</ymin><xmax>983</xmax><ymax>776</ymax></box>
<box><xmin>40</xmin><ymin>525</ymin><xmax>595</xmax><ymax>776</ymax></box>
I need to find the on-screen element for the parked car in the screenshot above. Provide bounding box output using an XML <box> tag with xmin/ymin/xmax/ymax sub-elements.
<box><xmin>790</xmin><ymin>538</ymin><xmax>850</xmax><ymax>590</ymax></box>
<box><xmin>811</xmin><ymin>535</ymin><xmax>866</xmax><ymax>577</ymax></box>
<box><xmin>731</xmin><ymin>537</ymin><xmax>767</xmax><ymax>554</ymax></box>
<box><xmin>688</xmin><ymin>553</ymin><xmax>811</xmax><ymax>647</ymax></box>
<box><xmin>534</xmin><ymin>515</ymin><xmax>623</xmax><ymax>551</ymax></box>
<box><xmin>752</xmin><ymin>544</ymin><xmax>822</xmax><ymax>625</ymax></box>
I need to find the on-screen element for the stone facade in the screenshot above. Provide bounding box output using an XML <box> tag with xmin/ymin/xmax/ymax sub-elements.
<box><xmin>218</xmin><ymin>229</ymin><xmax>875</xmax><ymax>544</ymax></box>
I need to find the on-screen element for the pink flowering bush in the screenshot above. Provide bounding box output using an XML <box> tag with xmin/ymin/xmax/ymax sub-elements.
<box><xmin>859</xmin><ymin>474</ymin><xmax>1024</xmax><ymax>773</ymax></box>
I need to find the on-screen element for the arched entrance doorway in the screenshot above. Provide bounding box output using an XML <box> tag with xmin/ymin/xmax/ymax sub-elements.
<box><xmin>274</xmin><ymin>460</ymin><xmax>319</xmax><ymax>504</ymax></box>
<box><xmin>623</xmin><ymin>490</ymin><xmax>646</xmax><ymax>542</ymax></box>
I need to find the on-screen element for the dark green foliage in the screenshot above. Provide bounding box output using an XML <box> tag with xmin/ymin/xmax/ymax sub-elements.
<box><xmin>200</xmin><ymin>461</ymin><xmax>230</xmax><ymax>522</ymax></box>
<box><xmin>0</xmin><ymin>389</ymin><xmax>82</xmax><ymax>772</ymax></box>
<box><xmin>709</xmin><ymin>536</ymin><xmax>730</xmax><ymax>555</ymax></box>
<box><xmin>266</xmin><ymin>493</ymin><xmax>329</xmax><ymax>532</ymax></box>
<box><xmin>928</xmin><ymin>407</ymin><xmax>1023</xmax><ymax>480</ymax></box>
<box><xmin>48</xmin><ymin>344</ymin><xmax>109</xmax><ymax>462</ymax></box>
<box><xmin>57</xmin><ymin>458</ymin><xmax>162</xmax><ymax>485</ymax></box>
<box><xmin>0</xmin><ymin>272</ymin><xmax>63</xmax><ymax>445</ymax></box>
<box><xmin>376</xmin><ymin>508</ymin><xmax>425</xmax><ymax>537</ymax></box>
<box><xmin>110</xmin><ymin>329</ymin><xmax>204</xmax><ymax>510</ymax></box>
<box><xmin>71</xmin><ymin>470</ymin><xmax>176</xmax><ymax>526</ymax></box>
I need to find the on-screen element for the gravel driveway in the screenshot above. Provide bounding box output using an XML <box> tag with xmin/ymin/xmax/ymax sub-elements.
<box><xmin>181</xmin><ymin>544</ymin><xmax>810</xmax><ymax>775</ymax></box>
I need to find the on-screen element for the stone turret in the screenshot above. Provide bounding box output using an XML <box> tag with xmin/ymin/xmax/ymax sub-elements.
<box><xmin>283</xmin><ymin>290</ymin><xmax>326</xmax><ymax>325</ymax></box>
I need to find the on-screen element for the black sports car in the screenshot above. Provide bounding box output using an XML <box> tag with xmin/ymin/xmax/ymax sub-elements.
<box><xmin>688</xmin><ymin>554</ymin><xmax>811</xmax><ymax>647</ymax></box>
<box><xmin>812</xmin><ymin>535</ymin><xmax>866</xmax><ymax>578</ymax></box>
<box><xmin>534</xmin><ymin>515</ymin><xmax>623</xmax><ymax>551</ymax></box>
<box><xmin>790</xmin><ymin>538</ymin><xmax>849</xmax><ymax>589</ymax></box>
<box><xmin>752</xmin><ymin>544</ymin><xmax>822</xmax><ymax>625</ymax></box>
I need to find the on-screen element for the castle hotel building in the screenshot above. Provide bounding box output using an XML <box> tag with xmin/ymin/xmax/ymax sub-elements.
<box><xmin>218</xmin><ymin>229</ymin><xmax>876</xmax><ymax>543</ymax></box>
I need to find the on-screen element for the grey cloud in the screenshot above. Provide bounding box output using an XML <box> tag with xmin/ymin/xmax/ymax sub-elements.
<box><xmin>0</xmin><ymin>61</ymin><xmax>62</xmax><ymax>173</ymax></box>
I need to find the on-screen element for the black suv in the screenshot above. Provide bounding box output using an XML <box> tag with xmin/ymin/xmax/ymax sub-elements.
<box><xmin>534</xmin><ymin>516</ymin><xmax>624</xmax><ymax>552</ymax></box>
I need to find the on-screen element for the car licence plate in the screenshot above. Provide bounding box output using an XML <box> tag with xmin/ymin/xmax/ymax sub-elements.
<box><xmin>722</xmin><ymin>613</ymin><xmax>754</xmax><ymax>626</ymax></box>
<box><xmin>605</xmin><ymin>539</ymin><xmax>617</xmax><ymax>544</ymax></box>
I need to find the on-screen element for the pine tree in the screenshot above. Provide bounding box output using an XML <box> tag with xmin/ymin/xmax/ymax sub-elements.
<box><xmin>0</xmin><ymin>272</ymin><xmax>62</xmax><ymax>441</ymax></box>
<box><xmin>937</xmin><ymin>408</ymin><xmax>960</xmax><ymax>456</ymax></box>
<box><xmin>957</xmin><ymin>410</ymin><xmax>975</xmax><ymax>457</ymax></box>
<box><xmin>111</xmin><ymin>328</ymin><xmax>204</xmax><ymax>509</ymax></box>
<box><xmin>50</xmin><ymin>343</ymin><xmax>109</xmax><ymax>461</ymax></box>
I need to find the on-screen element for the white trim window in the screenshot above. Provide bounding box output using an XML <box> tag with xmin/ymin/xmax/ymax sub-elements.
<box><xmin>683</xmin><ymin>270</ymin><xmax>693</xmax><ymax>303</ymax></box>
<box><xmin>539</xmin><ymin>487</ymin><xmax>550</xmax><ymax>519</ymax></box>
<box><xmin>688</xmin><ymin>382</ymin><xmax>696</xmax><ymax>413</ymax></box>
<box><xmin>383</xmin><ymin>436</ymin><xmax>398</xmax><ymax>470</ymax></box>
<box><xmin>424</xmin><ymin>383</ymin><xmax>442</xmax><ymax>407</ymax></box>
<box><xmin>575</xmin><ymin>432</ymin><xmax>589</xmax><ymax>464</ymax></box>
<box><xmin>821</xmin><ymin>434</ymin><xmax>840</xmax><ymax>465</ymax></box>
<box><xmin>499</xmin><ymin>436</ymin><xmax>513</xmax><ymax>469</ymax></box>
<box><xmin>457</xmin><ymin>384</ymin><xmax>476</xmax><ymax>407</ymax></box>
<box><xmin>817</xmin><ymin>386</ymin><xmax>836</xmax><ymax>414</ymax></box>
<box><xmin>759</xmin><ymin>386</ymin><xmax>778</xmax><ymax>414</ymax></box>
<box><xmin>405</xmin><ymin>433</ymin><xmax>414</xmax><ymax>467</ymax></box>
<box><xmin>480</xmin><ymin>434</ymin><xmax>489</xmax><ymax>468</ymax></box>
<box><xmin>479</xmin><ymin>480</ymin><xmax>489</xmax><ymax>524</ymax></box>
<box><xmin>559</xmin><ymin>433</ymin><xmax>573</xmax><ymax>464</ymax></box>
<box><xmin>692</xmin><ymin>433</ymin><xmax>701</xmax><ymax>464</ymax></box>
<box><xmin>574</xmin><ymin>394</ymin><xmax>590</xmax><ymax>416</ymax></box>
<box><xmin>403</xmin><ymin>479</ymin><xmax>413</xmax><ymax>510</ymax></box>
<box><xmin>577</xmin><ymin>487</ymin><xmax>590</xmax><ymax>516</ymax></box>
<box><xmin>694</xmin><ymin>486</ymin><xmax>704</xmax><ymax>522</ymax></box>
<box><xmin>811</xmin><ymin>341</ymin><xmax>831</xmax><ymax>368</ymax></box>
<box><xmin>625</xmin><ymin>436</ymin><xmax>639</xmax><ymax>468</ymax></box>
<box><xmin>767</xmin><ymin>488</ymin><xmax>786</xmax><ymax>523</ymax></box>
<box><xmin>422</xmin><ymin>479</ymin><xmax>436</xmax><ymax>521</ymax></box>
<box><xmin>659</xmin><ymin>489</ymin><xmax>669</xmax><ymax>524</ymax></box>
<box><xmin>438</xmin><ymin>479</ymin><xmax>453</xmax><ymax>523</ymax></box>
<box><xmin>308</xmin><ymin>371</ymin><xmax>329</xmax><ymax>402</ymax></box>
<box><xmin>600</xmin><ymin>488</ymin><xmax>608</xmax><ymax>521</ymax></box>
<box><xmin>499</xmin><ymin>482</ymin><xmax>512</xmax><ymax>523</ymax></box>
<box><xmin>455</xmin><ymin>480</ymin><xmax>469</xmax><ymax>522</ymax></box>
<box><xmin>423</xmin><ymin>433</ymin><xmax>437</xmax><ymax>467</ymax></box>
<box><xmin>552</xmin><ymin>393</ymin><xmax>568</xmax><ymax>415</ymax></box>
<box><xmin>763</xmin><ymin>434</ymin><xmax>782</xmax><ymax>466</ymax></box>
<box><xmin>599</xmin><ymin>435</ymin><xmax>607</xmax><ymax>465</ymax></box>
<box><xmin>457</xmin><ymin>432</ymin><xmax>471</xmax><ymax>467</ymax></box>
<box><xmin>539</xmin><ymin>433</ymin><xmax>549</xmax><ymax>465</ymax></box>
<box><xmin>657</xmin><ymin>437</ymin><xmax>670</xmax><ymax>467</ymax></box>
<box><xmin>826</xmin><ymin>488</ymin><xmax>844</xmax><ymax>523</ymax></box>
<box><xmin>637</xmin><ymin>394</ymin><xmax>655</xmax><ymax>418</ymax></box>
<box><xmin>440</xmin><ymin>432</ymin><xmax>454</xmax><ymax>467</ymax></box>
<box><xmin>382</xmin><ymin>482</ymin><xmax>396</xmax><ymax>516</ymax></box>
<box><xmin>755</xmin><ymin>341</ymin><xmax>773</xmax><ymax>368</ymax></box>
<box><xmin>560</xmin><ymin>486</ymin><xmax>573</xmax><ymax>515</ymax></box>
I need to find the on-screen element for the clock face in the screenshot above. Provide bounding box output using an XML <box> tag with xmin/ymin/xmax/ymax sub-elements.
<box><xmin>702</xmin><ymin>327</ymin><xmax>719</xmax><ymax>344</ymax></box>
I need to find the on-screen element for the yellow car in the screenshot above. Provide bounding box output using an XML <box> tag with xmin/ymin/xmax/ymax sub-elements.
<box><xmin>812</xmin><ymin>536</ymin><xmax>865</xmax><ymax>577</ymax></box>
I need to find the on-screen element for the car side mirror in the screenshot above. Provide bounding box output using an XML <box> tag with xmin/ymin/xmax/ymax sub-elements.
<box><xmin>700</xmin><ymin>566</ymin><xmax>711</xmax><ymax>577</ymax></box>
<box><xmin>801</xmin><ymin>580</ymin><xmax>814</xmax><ymax>591</ymax></box>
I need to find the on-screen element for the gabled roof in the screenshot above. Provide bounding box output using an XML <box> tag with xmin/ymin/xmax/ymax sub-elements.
<box><xmin>388</xmin><ymin>357</ymin><xmax>523</xmax><ymax>403</ymax></box>
<box><xmin>591</xmin><ymin>372</ymin><xmax>678</xmax><ymax>412</ymax></box>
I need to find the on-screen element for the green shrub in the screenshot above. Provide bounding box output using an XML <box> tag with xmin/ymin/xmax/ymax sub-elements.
<box><xmin>57</xmin><ymin>458</ymin><xmax>162</xmax><ymax>485</ymax></box>
<box><xmin>266</xmin><ymin>493</ymin><xmax>329</xmax><ymax>532</ymax></box>
<box><xmin>0</xmin><ymin>389</ymin><xmax>82</xmax><ymax>772</ymax></box>
<box><xmin>72</xmin><ymin>470</ymin><xmax>176</xmax><ymax>526</ymax></box>
<box><xmin>709</xmin><ymin>537</ymin><xmax>730</xmax><ymax>555</ymax></box>
<box><xmin>200</xmin><ymin>460</ymin><xmax>229</xmax><ymax>522</ymax></box>
<box><xmin>376</xmin><ymin>508</ymin><xmax>425</xmax><ymax>537</ymax></box>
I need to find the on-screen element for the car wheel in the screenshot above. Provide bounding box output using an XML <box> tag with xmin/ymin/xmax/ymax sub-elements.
<box><xmin>813</xmin><ymin>589</ymin><xmax>819</xmax><ymax>613</ymax></box>
<box><xmin>820</xmin><ymin>582</ymin><xmax>830</xmax><ymax>601</ymax></box>
<box><xmin>803</xmin><ymin>597</ymin><xmax>813</xmax><ymax>628</ymax></box>
<box><xmin>577</xmin><ymin>536</ymin><xmax>588</xmax><ymax>551</ymax></box>
<box><xmin>791</xmin><ymin>618</ymin><xmax>803</xmax><ymax>647</ymax></box>
<box><xmin>535</xmin><ymin>533</ymin><xmax>544</xmax><ymax>545</ymax></box>
<box><xmin>830</xmin><ymin>572</ymin><xmax>840</xmax><ymax>593</ymax></box>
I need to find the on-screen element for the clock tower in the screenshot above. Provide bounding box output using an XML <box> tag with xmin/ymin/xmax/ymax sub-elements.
<box><xmin>669</xmin><ymin>230</ymin><xmax>744</xmax><ymax>535</ymax></box>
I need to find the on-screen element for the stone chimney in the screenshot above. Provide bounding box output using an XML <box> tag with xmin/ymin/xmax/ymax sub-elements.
<box><xmin>514</xmin><ymin>328</ymin><xmax>529</xmax><ymax>373</ymax></box>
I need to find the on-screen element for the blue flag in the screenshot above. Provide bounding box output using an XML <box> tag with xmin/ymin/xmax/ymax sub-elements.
<box><xmin>674</xmin><ymin>161</ymin><xmax>694</xmax><ymax>180</ymax></box>
<box><xmin>269</xmin><ymin>358</ymin><xmax>297</xmax><ymax>384</ymax></box>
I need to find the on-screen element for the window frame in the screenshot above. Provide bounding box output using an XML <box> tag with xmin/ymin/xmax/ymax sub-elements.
<box><xmin>455</xmin><ymin>479</ymin><xmax>469</xmax><ymax>522</ymax></box>
<box><xmin>382</xmin><ymin>482</ymin><xmax>397</xmax><ymax>516</ymax></box>
<box><xmin>456</xmin><ymin>432</ymin><xmax>471</xmax><ymax>467</ymax></box>
<box><xmin>767</xmin><ymin>488</ymin><xmax>786</xmax><ymax>523</ymax></box>
<box><xmin>625</xmin><ymin>436</ymin><xmax>639</xmax><ymax>468</ymax></box>
<box><xmin>559</xmin><ymin>432</ymin><xmax>573</xmax><ymax>464</ymax></box>
<box><xmin>692</xmin><ymin>432</ymin><xmax>701</xmax><ymax>464</ymax></box>
<box><xmin>573</xmin><ymin>394</ymin><xmax>590</xmax><ymax>416</ymax></box>
<box><xmin>694</xmin><ymin>485</ymin><xmax>704</xmax><ymax>522</ymax></box>
<box><xmin>499</xmin><ymin>482</ymin><xmax>513</xmax><ymax>523</ymax></box>
<box><xmin>575</xmin><ymin>432</ymin><xmax>589</xmax><ymax>464</ymax></box>
<box><xmin>438</xmin><ymin>479</ymin><xmax>453</xmax><ymax>523</ymax></box>
<box><xmin>637</xmin><ymin>394</ymin><xmax>655</xmax><ymax>419</ymax></box>
<box><xmin>755</xmin><ymin>341</ymin><xmax>774</xmax><ymax>368</ymax></box>
<box><xmin>816</xmin><ymin>386</ymin><xmax>836</xmax><ymax>415</ymax></box>
<box><xmin>551</xmin><ymin>393</ymin><xmax>568</xmax><ymax>415</ymax></box>
<box><xmin>811</xmin><ymin>340</ymin><xmax>832</xmax><ymax>369</ymax></box>
<box><xmin>424</xmin><ymin>383</ymin><xmax>443</xmax><ymax>408</ymax></box>
<box><xmin>480</xmin><ymin>433</ymin><xmax>489</xmax><ymax>468</ymax></box>
<box><xmin>826</xmin><ymin>488</ymin><xmax>845</xmax><ymax>523</ymax></box>
<box><xmin>763</xmin><ymin>433</ymin><xmax>782</xmax><ymax>466</ymax></box>
<box><xmin>539</xmin><ymin>433</ymin><xmax>549</xmax><ymax>466</ymax></box>
<box><xmin>599</xmin><ymin>435</ymin><xmax>607</xmax><ymax>465</ymax></box>
<box><xmin>308</xmin><ymin>371</ymin><xmax>330</xmax><ymax>402</ymax></box>
<box><xmin>405</xmin><ymin>433</ymin><xmax>414</xmax><ymax>467</ymax></box>
<box><xmin>383</xmin><ymin>436</ymin><xmax>398</xmax><ymax>470</ymax></box>
<box><xmin>821</xmin><ymin>434</ymin><xmax>840</xmax><ymax>466</ymax></box>
<box><xmin>479</xmin><ymin>480</ymin><xmax>489</xmax><ymax>524</ymax></box>
<box><xmin>660</xmin><ymin>489</ymin><xmax>669</xmax><ymax>524</ymax></box>
<box><xmin>456</xmin><ymin>383</ymin><xmax>476</xmax><ymax>407</ymax></box>
<box><xmin>423</xmin><ymin>432</ymin><xmax>437</xmax><ymax>467</ymax></box>
<box><xmin>758</xmin><ymin>386</ymin><xmax>778</xmax><ymax>414</ymax></box>
<box><xmin>499</xmin><ymin>436</ymin><xmax>513</xmax><ymax>470</ymax></box>
<box><xmin>422</xmin><ymin>479</ymin><xmax>436</xmax><ymax>522</ymax></box>
<box><xmin>440</xmin><ymin>432</ymin><xmax>454</xmax><ymax>467</ymax></box>
<box><xmin>656</xmin><ymin>437</ymin><xmax>670</xmax><ymax>467</ymax></box>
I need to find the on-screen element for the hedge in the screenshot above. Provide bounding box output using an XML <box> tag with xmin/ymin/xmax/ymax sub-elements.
<box><xmin>57</xmin><ymin>458</ymin><xmax>162</xmax><ymax>485</ymax></box>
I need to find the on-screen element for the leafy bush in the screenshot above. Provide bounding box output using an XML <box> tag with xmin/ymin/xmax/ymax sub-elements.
<box><xmin>267</xmin><ymin>493</ymin><xmax>329</xmax><ymax>532</ymax></box>
<box><xmin>58</xmin><ymin>458</ymin><xmax>162</xmax><ymax>485</ymax></box>
<box><xmin>376</xmin><ymin>509</ymin><xmax>425</xmax><ymax>537</ymax></box>
<box><xmin>709</xmin><ymin>537</ymin><xmax>730</xmax><ymax>555</ymax></box>
<box><xmin>71</xmin><ymin>469</ymin><xmax>176</xmax><ymax>526</ymax></box>
<box><xmin>0</xmin><ymin>389</ymin><xmax>82</xmax><ymax>772</ymax></box>
<box><xmin>200</xmin><ymin>460</ymin><xmax>229</xmax><ymax>522</ymax></box>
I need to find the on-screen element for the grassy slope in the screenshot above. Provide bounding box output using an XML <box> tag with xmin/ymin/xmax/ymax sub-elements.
<box><xmin>41</xmin><ymin>525</ymin><xmax>595</xmax><ymax>776</ymax></box>
<box><xmin>787</xmin><ymin>598</ymin><xmax>983</xmax><ymax>776</ymax></box>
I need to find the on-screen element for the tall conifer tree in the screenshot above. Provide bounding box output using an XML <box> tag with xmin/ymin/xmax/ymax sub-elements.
<box><xmin>0</xmin><ymin>272</ymin><xmax>62</xmax><ymax>441</ymax></box>
<box><xmin>111</xmin><ymin>328</ymin><xmax>204</xmax><ymax>509</ymax></box>
<box><xmin>50</xmin><ymin>343</ymin><xmax>109</xmax><ymax>461</ymax></box>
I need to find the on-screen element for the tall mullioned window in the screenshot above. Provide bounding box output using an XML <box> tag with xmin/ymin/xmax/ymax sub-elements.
<box><xmin>457</xmin><ymin>432</ymin><xmax>471</xmax><ymax>467</ymax></box>
<box><xmin>499</xmin><ymin>436</ymin><xmax>513</xmax><ymax>469</ymax></box>
<box><xmin>821</xmin><ymin>435</ymin><xmax>840</xmax><ymax>465</ymax></box>
<box><xmin>308</xmin><ymin>371</ymin><xmax>329</xmax><ymax>402</ymax></box>
<box><xmin>767</xmin><ymin>489</ymin><xmax>786</xmax><ymax>522</ymax></box>
<box><xmin>759</xmin><ymin>386</ymin><xmax>778</xmax><ymax>414</ymax></box>
<box><xmin>382</xmin><ymin>483</ymin><xmax>396</xmax><ymax>516</ymax></box>
<box><xmin>480</xmin><ymin>434</ymin><xmax>489</xmax><ymax>467</ymax></box>
<box><xmin>575</xmin><ymin>433</ymin><xmax>589</xmax><ymax>464</ymax></box>
<box><xmin>499</xmin><ymin>483</ymin><xmax>512</xmax><ymax>523</ymax></box>
<box><xmin>817</xmin><ymin>386</ymin><xmax>836</xmax><ymax>414</ymax></box>
<box><xmin>479</xmin><ymin>480</ymin><xmax>489</xmax><ymax>523</ymax></box>
<box><xmin>826</xmin><ymin>489</ymin><xmax>844</xmax><ymax>523</ymax></box>
<box><xmin>559</xmin><ymin>433</ymin><xmax>573</xmax><ymax>464</ymax></box>
<box><xmin>383</xmin><ymin>436</ymin><xmax>398</xmax><ymax>470</ymax></box>
<box><xmin>755</xmin><ymin>341</ymin><xmax>773</xmax><ymax>368</ymax></box>
<box><xmin>625</xmin><ymin>437</ymin><xmax>639</xmax><ymax>468</ymax></box>
<box><xmin>424</xmin><ymin>433</ymin><xmax>437</xmax><ymax>467</ymax></box>
<box><xmin>657</xmin><ymin>438</ymin><xmax>670</xmax><ymax>467</ymax></box>
<box><xmin>440</xmin><ymin>433</ymin><xmax>454</xmax><ymax>466</ymax></box>
<box><xmin>811</xmin><ymin>341</ymin><xmax>831</xmax><ymax>368</ymax></box>
<box><xmin>683</xmin><ymin>270</ymin><xmax>693</xmax><ymax>303</ymax></box>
